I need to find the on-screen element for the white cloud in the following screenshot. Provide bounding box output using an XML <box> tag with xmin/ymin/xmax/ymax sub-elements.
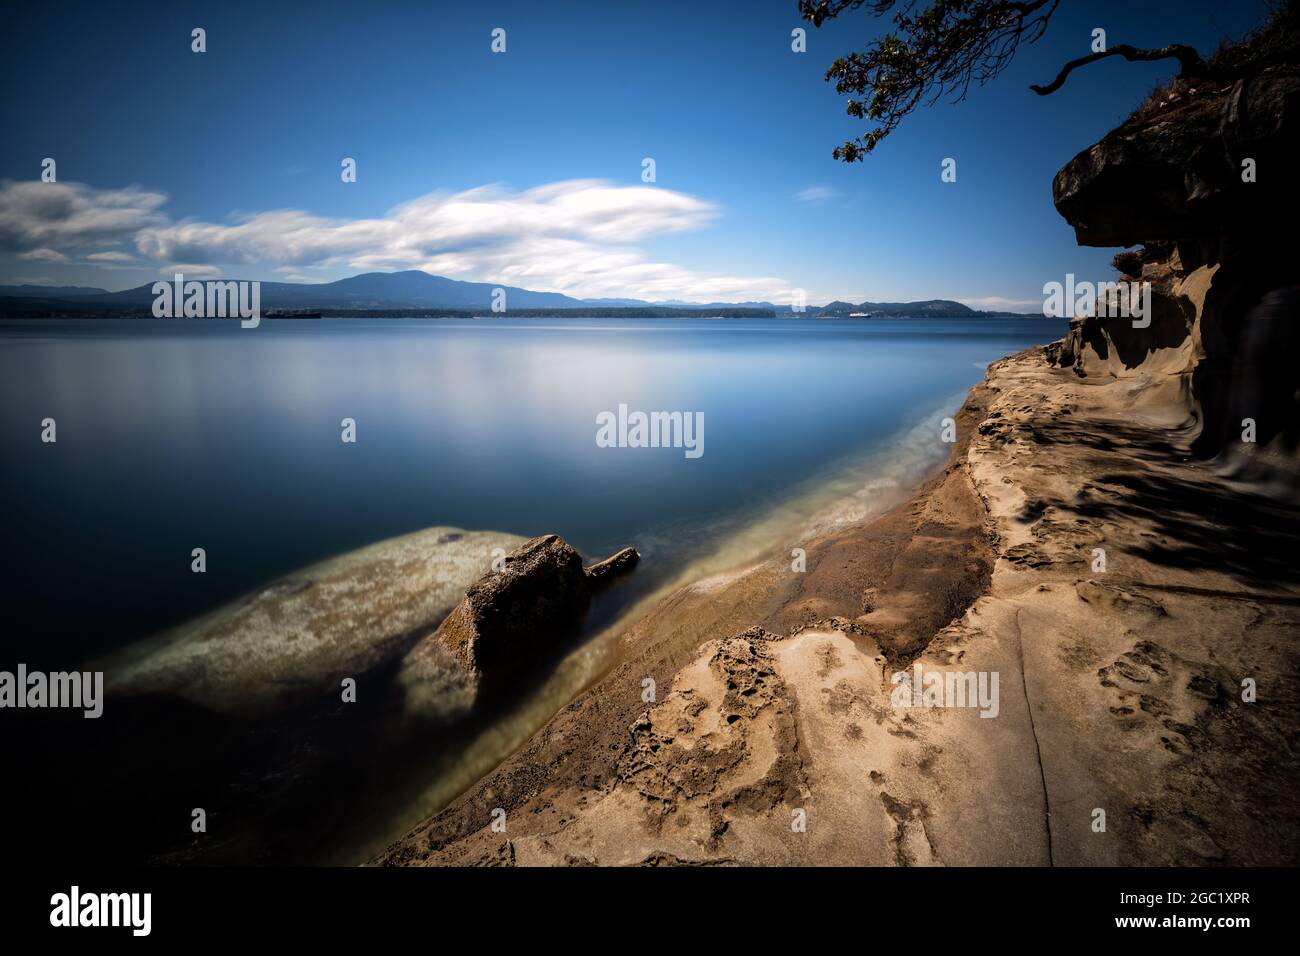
<box><xmin>794</xmin><ymin>185</ymin><xmax>838</xmax><ymax>202</ymax></box>
<box><xmin>133</xmin><ymin>181</ymin><xmax>718</xmax><ymax>268</ymax></box>
<box><xmin>128</xmin><ymin>179</ymin><xmax>798</xmax><ymax>301</ymax></box>
<box><xmin>18</xmin><ymin>247</ymin><xmax>69</xmax><ymax>262</ymax></box>
<box><xmin>159</xmin><ymin>263</ymin><xmax>224</xmax><ymax>278</ymax></box>
<box><xmin>0</xmin><ymin>178</ymin><xmax>809</xmax><ymax>302</ymax></box>
<box><xmin>0</xmin><ymin>180</ymin><xmax>167</xmax><ymax>251</ymax></box>
<box><xmin>957</xmin><ymin>296</ymin><xmax>1043</xmax><ymax>311</ymax></box>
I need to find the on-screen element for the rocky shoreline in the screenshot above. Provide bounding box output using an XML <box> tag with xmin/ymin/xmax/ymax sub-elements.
<box><xmin>58</xmin><ymin>5</ymin><xmax>1299</xmax><ymax>869</ymax></box>
<box><xmin>373</xmin><ymin>343</ymin><xmax>1299</xmax><ymax>866</ymax></box>
<box><xmin>374</xmin><ymin>10</ymin><xmax>1300</xmax><ymax>864</ymax></box>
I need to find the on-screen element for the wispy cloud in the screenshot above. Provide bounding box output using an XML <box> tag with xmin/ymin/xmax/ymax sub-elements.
<box><xmin>0</xmin><ymin>178</ymin><xmax>806</xmax><ymax>302</ymax></box>
<box><xmin>18</xmin><ymin>247</ymin><xmax>70</xmax><ymax>262</ymax></box>
<box><xmin>136</xmin><ymin>180</ymin><xmax>718</xmax><ymax>268</ymax></box>
<box><xmin>159</xmin><ymin>263</ymin><xmax>224</xmax><ymax>278</ymax></box>
<box><xmin>956</xmin><ymin>295</ymin><xmax>1043</xmax><ymax>311</ymax></box>
<box><xmin>0</xmin><ymin>180</ymin><xmax>167</xmax><ymax>251</ymax></box>
<box><xmin>794</xmin><ymin>185</ymin><xmax>838</xmax><ymax>203</ymax></box>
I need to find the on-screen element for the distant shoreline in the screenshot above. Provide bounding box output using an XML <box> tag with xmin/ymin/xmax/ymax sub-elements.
<box><xmin>0</xmin><ymin>272</ymin><xmax>1040</xmax><ymax>321</ymax></box>
<box><xmin>0</xmin><ymin>308</ymin><xmax>1045</xmax><ymax>320</ymax></box>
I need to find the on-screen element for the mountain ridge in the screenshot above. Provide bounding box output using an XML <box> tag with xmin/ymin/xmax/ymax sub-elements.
<box><xmin>0</xmin><ymin>270</ymin><xmax>1036</xmax><ymax>317</ymax></box>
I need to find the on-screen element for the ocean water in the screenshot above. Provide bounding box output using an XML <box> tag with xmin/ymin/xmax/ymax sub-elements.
<box><xmin>0</xmin><ymin>316</ymin><xmax>1064</xmax><ymax>665</ymax></box>
<box><xmin>0</xmin><ymin>315</ymin><xmax>1067</xmax><ymax>863</ymax></box>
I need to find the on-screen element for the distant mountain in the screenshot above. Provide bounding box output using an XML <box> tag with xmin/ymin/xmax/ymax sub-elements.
<box><xmin>0</xmin><ymin>284</ymin><xmax>108</xmax><ymax>298</ymax></box>
<box><xmin>51</xmin><ymin>271</ymin><xmax>592</xmax><ymax>311</ymax></box>
<box><xmin>0</xmin><ymin>271</ymin><xmax>1036</xmax><ymax>317</ymax></box>
<box><xmin>816</xmin><ymin>299</ymin><xmax>981</xmax><ymax>318</ymax></box>
<box><xmin>666</xmin><ymin>298</ymin><xmax>1024</xmax><ymax>317</ymax></box>
<box><xmin>657</xmin><ymin>299</ymin><xmax>787</xmax><ymax>310</ymax></box>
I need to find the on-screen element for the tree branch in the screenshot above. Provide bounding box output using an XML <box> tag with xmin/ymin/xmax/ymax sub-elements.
<box><xmin>1030</xmin><ymin>43</ymin><xmax>1207</xmax><ymax>95</ymax></box>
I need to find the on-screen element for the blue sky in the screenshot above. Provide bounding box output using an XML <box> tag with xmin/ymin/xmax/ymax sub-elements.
<box><xmin>0</xmin><ymin>0</ymin><xmax>1273</xmax><ymax>306</ymax></box>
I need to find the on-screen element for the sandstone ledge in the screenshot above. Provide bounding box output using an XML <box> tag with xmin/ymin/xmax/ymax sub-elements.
<box><xmin>373</xmin><ymin>350</ymin><xmax>1299</xmax><ymax>866</ymax></box>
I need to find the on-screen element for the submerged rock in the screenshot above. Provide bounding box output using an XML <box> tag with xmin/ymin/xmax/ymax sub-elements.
<box><xmin>98</xmin><ymin>526</ymin><xmax>526</xmax><ymax>717</ymax></box>
<box><xmin>583</xmin><ymin>546</ymin><xmax>641</xmax><ymax>585</ymax></box>
<box><xmin>433</xmin><ymin>534</ymin><xmax>592</xmax><ymax>680</ymax></box>
<box><xmin>400</xmin><ymin>534</ymin><xmax>639</xmax><ymax>715</ymax></box>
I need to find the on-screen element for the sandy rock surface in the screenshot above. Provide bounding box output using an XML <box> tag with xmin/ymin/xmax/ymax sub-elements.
<box><xmin>374</xmin><ymin>349</ymin><xmax>1299</xmax><ymax>866</ymax></box>
<box><xmin>99</xmin><ymin>526</ymin><xmax>525</xmax><ymax>717</ymax></box>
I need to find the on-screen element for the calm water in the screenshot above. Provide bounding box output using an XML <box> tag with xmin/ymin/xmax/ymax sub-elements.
<box><xmin>2</xmin><ymin>315</ymin><xmax>1067</xmax><ymax>864</ymax></box>
<box><xmin>1</xmin><ymin>316</ymin><xmax>1064</xmax><ymax>666</ymax></box>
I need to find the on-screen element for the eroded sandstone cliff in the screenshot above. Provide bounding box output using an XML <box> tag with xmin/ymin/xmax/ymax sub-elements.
<box><xmin>1047</xmin><ymin>5</ymin><xmax>1300</xmax><ymax>474</ymax></box>
<box><xmin>372</xmin><ymin>9</ymin><xmax>1300</xmax><ymax>868</ymax></box>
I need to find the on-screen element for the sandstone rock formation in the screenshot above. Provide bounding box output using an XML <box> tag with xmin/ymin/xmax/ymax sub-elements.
<box><xmin>372</xmin><ymin>9</ymin><xmax>1300</xmax><ymax>868</ymax></box>
<box><xmin>584</xmin><ymin>546</ymin><xmax>640</xmax><ymax>585</ymax></box>
<box><xmin>399</xmin><ymin>534</ymin><xmax>639</xmax><ymax>715</ymax></box>
<box><xmin>1047</xmin><ymin>6</ymin><xmax>1300</xmax><ymax>471</ymax></box>
<box><xmin>374</xmin><ymin>345</ymin><xmax>1300</xmax><ymax>867</ymax></box>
